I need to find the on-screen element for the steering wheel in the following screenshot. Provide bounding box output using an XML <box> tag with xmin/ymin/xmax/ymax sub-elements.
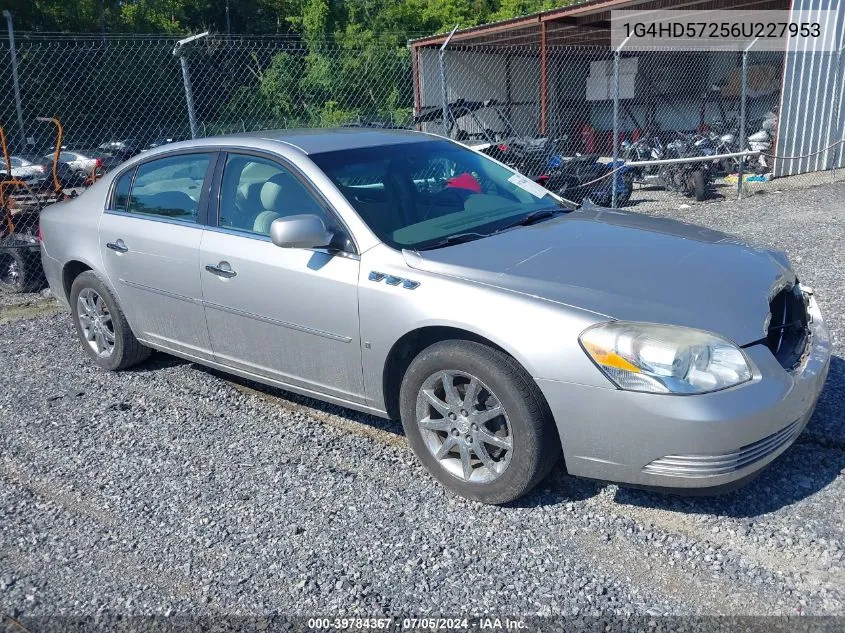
<box><xmin>420</xmin><ymin>186</ymin><xmax>473</xmax><ymax>220</ymax></box>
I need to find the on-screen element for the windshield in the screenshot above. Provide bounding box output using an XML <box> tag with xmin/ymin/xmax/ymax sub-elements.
<box><xmin>310</xmin><ymin>139</ymin><xmax>569</xmax><ymax>250</ymax></box>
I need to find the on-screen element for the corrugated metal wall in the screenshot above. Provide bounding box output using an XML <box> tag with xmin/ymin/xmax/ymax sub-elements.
<box><xmin>775</xmin><ymin>0</ymin><xmax>845</xmax><ymax>177</ymax></box>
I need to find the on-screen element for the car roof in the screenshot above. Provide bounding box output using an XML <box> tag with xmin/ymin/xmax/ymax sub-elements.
<box><xmin>217</xmin><ymin>128</ymin><xmax>434</xmax><ymax>155</ymax></box>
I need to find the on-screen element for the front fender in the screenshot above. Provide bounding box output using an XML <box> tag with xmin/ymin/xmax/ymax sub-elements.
<box><xmin>358</xmin><ymin>247</ymin><xmax>614</xmax><ymax>412</ymax></box>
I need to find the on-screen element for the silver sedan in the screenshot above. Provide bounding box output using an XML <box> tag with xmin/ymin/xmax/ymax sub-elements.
<box><xmin>39</xmin><ymin>129</ymin><xmax>831</xmax><ymax>504</ymax></box>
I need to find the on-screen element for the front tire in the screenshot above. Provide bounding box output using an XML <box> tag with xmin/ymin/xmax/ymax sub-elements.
<box><xmin>69</xmin><ymin>271</ymin><xmax>150</xmax><ymax>371</ymax></box>
<box><xmin>399</xmin><ymin>340</ymin><xmax>560</xmax><ymax>504</ymax></box>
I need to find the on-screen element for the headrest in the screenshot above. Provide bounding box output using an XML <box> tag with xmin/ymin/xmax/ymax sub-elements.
<box><xmin>260</xmin><ymin>173</ymin><xmax>290</xmax><ymax>211</ymax></box>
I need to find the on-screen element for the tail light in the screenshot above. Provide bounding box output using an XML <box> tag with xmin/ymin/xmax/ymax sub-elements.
<box><xmin>95</xmin><ymin>158</ymin><xmax>103</xmax><ymax>168</ymax></box>
<box><xmin>497</xmin><ymin>144</ymin><xmax>509</xmax><ymax>152</ymax></box>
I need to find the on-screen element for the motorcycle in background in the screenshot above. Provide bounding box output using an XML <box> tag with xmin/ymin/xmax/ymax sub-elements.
<box><xmin>622</xmin><ymin>135</ymin><xmax>711</xmax><ymax>201</ymax></box>
<box><xmin>541</xmin><ymin>155</ymin><xmax>634</xmax><ymax>208</ymax></box>
<box><xmin>747</xmin><ymin>109</ymin><xmax>778</xmax><ymax>174</ymax></box>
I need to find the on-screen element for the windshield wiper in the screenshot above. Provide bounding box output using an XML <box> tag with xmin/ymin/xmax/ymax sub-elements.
<box><xmin>495</xmin><ymin>208</ymin><xmax>566</xmax><ymax>233</ymax></box>
<box><xmin>419</xmin><ymin>232</ymin><xmax>489</xmax><ymax>250</ymax></box>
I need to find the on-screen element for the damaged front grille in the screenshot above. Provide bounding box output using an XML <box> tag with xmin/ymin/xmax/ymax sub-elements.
<box><xmin>765</xmin><ymin>284</ymin><xmax>810</xmax><ymax>371</ymax></box>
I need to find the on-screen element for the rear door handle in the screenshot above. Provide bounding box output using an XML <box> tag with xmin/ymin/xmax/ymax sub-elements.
<box><xmin>205</xmin><ymin>262</ymin><xmax>237</xmax><ymax>278</ymax></box>
<box><xmin>106</xmin><ymin>239</ymin><xmax>128</xmax><ymax>253</ymax></box>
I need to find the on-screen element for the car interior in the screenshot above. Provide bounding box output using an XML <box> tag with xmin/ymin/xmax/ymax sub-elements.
<box><xmin>220</xmin><ymin>156</ymin><xmax>327</xmax><ymax>235</ymax></box>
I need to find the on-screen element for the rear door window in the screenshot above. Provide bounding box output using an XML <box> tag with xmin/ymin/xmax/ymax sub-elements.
<box><xmin>126</xmin><ymin>154</ymin><xmax>212</xmax><ymax>223</ymax></box>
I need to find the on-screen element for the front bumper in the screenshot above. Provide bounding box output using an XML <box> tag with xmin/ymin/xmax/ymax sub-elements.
<box><xmin>537</xmin><ymin>295</ymin><xmax>831</xmax><ymax>491</ymax></box>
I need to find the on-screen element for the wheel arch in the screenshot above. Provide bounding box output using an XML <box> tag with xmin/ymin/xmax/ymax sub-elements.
<box><xmin>61</xmin><ymin>259</ymin><xmax>94</xmax><ymax>302</ymax></box>
<box><xmin>381</xmin><ymin>325</ymin><xmax>542</xmax><ymax>421</ymax></box>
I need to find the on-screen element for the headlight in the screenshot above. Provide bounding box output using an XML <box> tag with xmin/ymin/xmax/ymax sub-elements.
<box><xmin>579</xmin><ymin>322</ymin><xmax>752</xmax><ymax>394</ymax></box>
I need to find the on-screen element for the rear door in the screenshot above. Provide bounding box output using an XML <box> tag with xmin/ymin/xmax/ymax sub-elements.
<box><xmin>99</xmin><ymin>151</ymin><xmax>217</xmax><ymax>359</ymax></box>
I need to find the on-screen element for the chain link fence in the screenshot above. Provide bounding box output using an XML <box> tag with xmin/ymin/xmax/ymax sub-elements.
<box><xmin>419</xmin><ymin>41</ymin><xmax>844</xmax><ymax>211</ymax></box>
<box><xmin>0</xmin><ymin>33</ymin><xmax>414</xmax><ymax>271</ymax></box>
<box><xmin>0</xmin><ymin>29</ymin><xmax>843</xmax><ymax>289</ymax></box>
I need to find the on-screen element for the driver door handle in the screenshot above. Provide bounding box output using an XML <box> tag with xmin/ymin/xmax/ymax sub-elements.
<box><xmin>106</xmin><ymin>239</ymin><xmax>128</xmax><ymax>253</ymax></box>
<box><xmin>205</xmin><ymin>262</ymin><xmax>237</xmax><ymax>278</ymax></box>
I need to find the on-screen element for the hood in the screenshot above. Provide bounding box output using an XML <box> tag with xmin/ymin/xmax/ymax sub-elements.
<box><xmin>404</xmin><ymin>207</ymin><xmax>794</xmax><ymax>345</ymax></box>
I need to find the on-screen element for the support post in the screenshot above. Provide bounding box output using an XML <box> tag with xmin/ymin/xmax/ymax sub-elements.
<box><xmin>3</xmin><ymin>11</ymin><xmax>26</xmax><ymax>153</ymax></box>
<box><xmin>540</xmin><ymin>22</ymin><xmax>548</xmax><ymax>136</ymax></box>
<box><xmin>173</xmin><ymin>32</ymin><xmax>209</xmax><ymax>140</ymax></box>
<box><xmin>411</xmin><ymin>46</ymin><xmax>422</xmax><ymax>130</ymax></box>
<box><xmin>612</xmin><ymin>35</ymin><xmax>630</xmax><ymax>209</ymax></box>
<box><xmin>737</xmin><ymin>37</ymin><xmax>758</xmax><ymax>200</ymax></box>
<box><xmin>830</xmin><ymin>43</ymin><xmax>845</xmax><ymax>181</ymax></box>
<box><xmin>439</xmin><ymin>25</ymin><xmax>459</xmax><ymax>137</ymax></box>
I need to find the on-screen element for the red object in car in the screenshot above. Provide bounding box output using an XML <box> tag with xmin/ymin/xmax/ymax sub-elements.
<box><xmin>497</xmin><ymin>143</ymin><xmax>509</xmax><ymax>153</ymax></box>
<box><xmin>446</xmin><ymin>172</ymin><xmax>482</xmax><ymax>193</ymax></box>
<box><xmin>580</xmin><ymin>123</ymin><xmax>596</xmax><ymax>154</ymax></box>
<box><xmin>95</xmin><ymin>157</ymin><xmax>103</xmax><ymax>168</ymax></box>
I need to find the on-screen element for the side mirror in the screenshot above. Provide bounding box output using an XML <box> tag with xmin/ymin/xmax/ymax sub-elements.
<box><xmin>269</xmin><ymin>214</ymin><xmax>334</xmax><ymax>249</ymax></box>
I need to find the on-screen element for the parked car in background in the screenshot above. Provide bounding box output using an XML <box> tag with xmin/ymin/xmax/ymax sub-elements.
<box><xmin>98</xmin><ymin>139</ymin><xmax>140</xmax><ymax>157</ymax></box>
<box><xmin>144</xmin><ymin>138</ymin><xmax>178</xmax><ymax>151</ymax></box>
<box><xmin>39</xmin><ymin>129</ymin><xmax>830</xmax><ymax>505</ymax></box>
<box><xmin>44</xmin><ymin>151</ymin><xmax>102</xmax><ymax>186</ymax></box>
<box><xmin>1</xmin><ymin>156</ymin><xmax>50</xmax><ymax>188</ymax></box>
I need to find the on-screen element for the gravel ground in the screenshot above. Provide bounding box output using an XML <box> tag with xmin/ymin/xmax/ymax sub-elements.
<box><xmin>0</xmin><ymin>182</ymin><xmax>843</xmax><ymax>621</ymax></box>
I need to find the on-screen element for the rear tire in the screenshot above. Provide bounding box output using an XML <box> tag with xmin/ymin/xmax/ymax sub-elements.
<box><xmin>399</xmin><ymin>340</ymin><xmax>560</xmax><ymax>504</ymax></box>
<box><xmin>0</xmin><ymin>247</ymin><xmax>46</xmax><ymax>293</ymax></box>
<box><xmin>69</xmin><ymin>271</ymin><xmax>151</xmax><ymax>371</ymax></box>
<box><xmin>691</xmin><ymin>170</ymin><xmax>707</xmax><ymax>201</ymax></box>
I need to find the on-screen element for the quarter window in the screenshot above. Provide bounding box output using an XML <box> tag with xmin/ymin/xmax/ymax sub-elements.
<box><xmin>127</xmin><ymin>153</ymin><xmax>212</xmax><ymax>222</ymax></box>
<box><xmin>112</xmin><ymin>169</ymin><xmax>134</xmax><ymax>211</ymax></box>
<box><xmin>218</xmin><ymin>154</ymin><xmax>327</xmax><ymax>236</ymax></box>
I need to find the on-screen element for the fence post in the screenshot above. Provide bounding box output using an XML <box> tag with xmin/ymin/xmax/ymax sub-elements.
<box><xmin>612</xmin><ymin>36</ymin><xmax>630</xmax><ymax>209</ymax></box>
<box><xmin>831</xmin><ymin>43</ymin><xmax>845</xmax><ymax>182</ymax></box>
<box><xmin>540</xmin><ymin>22</ymin><xmax>548</xmax><ymax>137</ymax></box>
<box><xmin>439</xmin><ymin>25</ymin><xmax>459</xmax><ymax>137</ymax></box>
<box><xmin>3</xmin><ymin>11</ymin><xmax>26</xmax><ymax>153</ymax></box>
<box><xmin>172</xmin><ymin>32</ymin><xmax>208</xmax><ymax>139</ymax></box>
<box><xmin>737</xmin><ymin>38</ymin><xmax>758</xmax><ymax>201</ymax></box>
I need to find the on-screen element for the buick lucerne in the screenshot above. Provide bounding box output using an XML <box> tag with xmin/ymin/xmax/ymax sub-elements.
<box><xmin>39</xmin><ymin>129</ymin><xmax>831</xmax><ymax>503</ymax></box>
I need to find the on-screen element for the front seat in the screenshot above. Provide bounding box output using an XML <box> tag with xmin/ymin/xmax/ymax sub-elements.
<box><xmin>253</xmin><ymin>171</ymin><xmax>324</xmax><ymax>235</ymax></box>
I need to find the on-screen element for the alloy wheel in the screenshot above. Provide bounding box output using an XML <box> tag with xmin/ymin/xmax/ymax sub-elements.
<box><xmin>0</xmin><ymin>254</ymin><xmax>20</xmax><ymax>289</ymax></box>
<box><xmin>415</xmin><ymin>370</ymin><xmax>513</xmax><ymax>483</ymax></box>
<box><xmin>77</xmin><ymin>287</ymin><xmax>115</xmax><ymax>357</ymax></box>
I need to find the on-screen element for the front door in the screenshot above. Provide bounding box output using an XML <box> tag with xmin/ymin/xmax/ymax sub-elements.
<box><xmin>99</xmin><ymin>152</ymin><xmax>216</xmax><ymax>359</ymax></box>
<box><xmin>199</xmin><ymin>153</ymin><xmax>364</xmax><ymax>403</ymax></box>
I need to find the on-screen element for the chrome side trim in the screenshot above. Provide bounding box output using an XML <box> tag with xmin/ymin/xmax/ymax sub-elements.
<box><xmin>643</xmin><ymin>419</ymin><xmax>802</xmax><ymax>478</ymax></box>
<box><xmin>119</xmin><ymin>279</ymin><xmax>202</xmax><ymax>304</ymax></box>
<box><xmin>202</xmin><ymin>226</ymin><xmax>360</xmax><ymax>259</ymax></box>
<box><xmin>104</xmin><ymin>209</ymin><xmax>200</xmax><ymax>229</ymax></box>
<box><xmin>202</xmin><ymin>300</ymin><xmax>353</xmax><ymax>343</ymax></box>
<box><xmin>121</xmin><ymin>278</ymin><xmax>352</xmax><ymax>343</ymax></box>
<box><xmin>204</xmin><ymin>225</ymin><xmax>272</xmax><ymax>242</ymax></box>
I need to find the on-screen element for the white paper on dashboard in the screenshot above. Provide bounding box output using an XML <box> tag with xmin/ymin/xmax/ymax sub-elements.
<box><xmin>507</xmin><ymin>173</ymin><xmax>549</xmax><ymax>199</ymax></box>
